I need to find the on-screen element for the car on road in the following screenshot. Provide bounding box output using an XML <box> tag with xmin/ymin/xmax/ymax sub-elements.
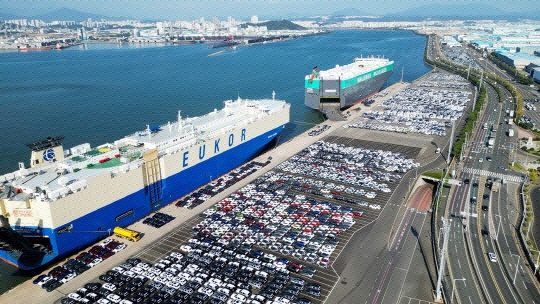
<box><xmin>464</xmin><ymin>179</ymin><xmax>470</xmax><ymax>185</ymax></box>
<box><xmin>483</xmin><ymin>194</ymin><xmax>490</xmax><ymax>200</ymax></box>
<box><xmin>488</xmin><ymin>252</ymin><xmax>497</xmax><ymax>263</ymax></box>
<box><xmin>481</xmin><ymin>205</ymin><xmax>489</xmax><ymax>211</ymax></box>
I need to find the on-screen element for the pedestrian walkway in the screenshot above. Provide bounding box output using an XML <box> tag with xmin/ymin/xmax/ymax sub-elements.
<box><xmin>463</xmin><ymin>167</ymin><xmax>524</xmax><ymax>183</ymax></box>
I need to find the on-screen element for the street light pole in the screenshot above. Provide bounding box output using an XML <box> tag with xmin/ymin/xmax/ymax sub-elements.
<box><xmin>451</xmin><ymin>278</ymin><xmax>466</xmax><ymax>303</ymax></box>
<box><xmin>511</xmin><ymin>253</ymin><xmax>521</xmax><ymax>285</ymax></box>
<box><xmin>495</xmin><ymin>214</ymin><xmax>502</xmax><ymax>240</ymax></box>
<box><xmin>447</xmin><ymin>120</ymin><xmax>455</xmax><ymax>164</ymax></box>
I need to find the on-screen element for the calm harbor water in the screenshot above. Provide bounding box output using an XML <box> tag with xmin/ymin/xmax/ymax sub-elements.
<box><xmin>0</xmin><ymin>30</ymin><xmax>431</xmax><ymax>293</ymax></box>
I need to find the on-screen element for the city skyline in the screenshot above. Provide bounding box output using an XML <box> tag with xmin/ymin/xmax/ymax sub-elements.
<box><xmin>3</xmin><ymin>0</ymin><xmax>540</xmax><ymax>21</ymax></box>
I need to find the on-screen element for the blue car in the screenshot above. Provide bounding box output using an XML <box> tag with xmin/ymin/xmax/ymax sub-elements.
<box><xmin>33</xmin><ymin>274</ymin><xmax>48</xmax><ymax>284</ymax></box>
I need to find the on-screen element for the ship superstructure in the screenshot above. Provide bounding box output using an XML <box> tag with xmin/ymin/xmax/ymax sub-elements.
<box><xmin>0</xmin><ymin>94</ymin><xmax>290</xmax><ymax>270</ymax></box>
<box><xmin>305</xmin><ymin>56</ymin><xmax>394</xmax><ymax>116</ymax></box>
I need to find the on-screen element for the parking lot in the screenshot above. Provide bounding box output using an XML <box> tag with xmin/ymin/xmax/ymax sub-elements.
<box><xmin>345</xmin><ymin>73</ymin><xmax>471</xmax><ymax>137</ymax></box>
<box><xmin>53</xmin><ymin>131</ymin><xmax>422</xmax><ymax>304</ymax></box>
<box><xmin>442</xmin><ymin>45</ymin><xmax>481</xmax><ymax>70</ymax></box>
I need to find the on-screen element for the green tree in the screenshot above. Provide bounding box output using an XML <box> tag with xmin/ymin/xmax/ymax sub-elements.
<box><xmin>530</xmin><ymin>169</ymin><xmax>538</xmax><ymax>181</ymax></box>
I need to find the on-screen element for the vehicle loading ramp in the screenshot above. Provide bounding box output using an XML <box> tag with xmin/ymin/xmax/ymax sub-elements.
<box><xmin>320</xmin><ymin>102</ymin><xmax>346</xmax><ymax>121</ymax></box>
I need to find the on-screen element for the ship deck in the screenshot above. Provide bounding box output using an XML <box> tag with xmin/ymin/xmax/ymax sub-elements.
<box><xmin>0</xmin><ymin>98</ymin><xmax>287</xmax><ymax>203</ymax></box>
<box><xmin>311</xmin><ymin>57</ymin><xmax>393</xmax><ymax>81</ymax></box>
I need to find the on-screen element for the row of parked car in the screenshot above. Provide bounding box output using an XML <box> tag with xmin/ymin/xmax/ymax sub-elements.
<box><xmin>307</xmin><ymin>125</ymin><xmax>330</xmax><ymax>137</ymax></box>
<box><xmin>175</xmin><ymin>161</ymin><xmax>269</xmax><ymax>210</ymax></box>
<box><xmin>196</xmin><ymin>178</ymin><xmax>364</xmax><ymax>268</ymax></box>
<box><xmin>519</xmin><ymin>115</ymin><xmax>536</xmax><ymax>127</ymax></box>
<box><xmin>347</xmin><ymin>85</ymin><xmax>471</xmax><ymax>137</ymax></box>
<box><xmin>60</xmin><ymin>227</ymin><xmax>324</xmax><ymax>304</ymax></box>
<box><xmin>525</xmin><ymin>102</ymin><xmax>537</xmax><ymax>111</ymax></box>
<box><xmin>345</xmin><ymin>119</ymin><xmax>447</xmax><ymax>137</ymax></box>
<box><xmin>33</xmin><ymin>239</ymin><xmax>127</xmax><ymax>292</ymax></box>
<box><xmin>442</xmin><ymin>45</ymin><xmax>481</xmax><ymax>70</ymax></box>
<box><xmin>143</xmin><ymin>213</ymin><xmax>176</xmax><ymax>228</ymax></box>
<box><xmin>418</xmin><ymin>81</ymin><xmax>469</xmax><ymax>90</ymax></box>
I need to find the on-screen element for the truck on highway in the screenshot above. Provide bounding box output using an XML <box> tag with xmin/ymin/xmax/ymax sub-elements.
<box><xmin>508</xmin><ymin>129</ymin><xmax>514</xmax><ymax>137</ymax></box>
<box><xmin>113</xmin><ymin>227</ymin><xmax>141</xmax><ymax>242</ymax></box>
<box><xmin>509</xmin><ymin>110</ymin><xmax>514</xmax><ymax>118</ymax></box>
<box><xmin>487</xmin><ymin>138</ymin><xmax>495</xmax><ymax>147</ymax></box>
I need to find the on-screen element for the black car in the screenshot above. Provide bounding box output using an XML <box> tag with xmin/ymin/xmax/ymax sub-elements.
<box><xmin>306</xmin><ymin>289</ymin><xmax>321</xmax><ymax>297</ymax></box>
<box><xmin>472</xmin><ymin>182</ymin><xmax>478</xmax><ymax>188</ymax></box>
<box><xmin>126</xmin><ymin>257</ymin><xmax>141</xmax><ymax>266</ymax></box>
<box><xmin>61</xmin><ymin>298</ymin><xmax>77</xmax><ymax>304</ymax></box>
<box><xmin>99</xmin><ymin>274</ymin><xmax>115</xmax><ymax>283</ymax></box>
<box><xmin>85</xmin><ymin>282</ymin><xmax>102</xmax><ymax>291</ymax></box>
<box><xmin>481</xmin><ymin>229</ymin><xmax>490</xmax><ymax>236</ymax></box>
<box><xmin>148</xmin><ymin>295</ymin><xmax>164</xmax><ymax>303</ymax></box>
<box><xmin>306</xmin><ymin>283</ymin><xmax>321</xmax><ymax>291</ymax></box>
<box><xmin>483</xmin><ymin>194</ymin><xmax>490</xmax><ymax>200</ymax></box>
<box><xmin>482</xmin><ymin>205</ymin><xmax>489</xmax><ymax>211</ymax></box>
<box><xmin>128</xmin><ymin>295</ymin><xmax>144</xmax><ymax>303</ymax></box>
<box><xmin>296</xmin><ymin>298</ymin><xmax>313</xmax><ymax>304</ymax></box>
<box><xmin>207</xmin><ymin>298</ymin><xmax>225</xmax><ymax>304</ymax></box>
<box><xmin>116</xmin><ymin>289</ymin><xmax>131</xmax><ymax>298</ymax></box>
<box><xmin>46</xmin><ymin>280</ymin><xmax>63</xmax><ymax>292</ymax></box>
<box><xmin>464</xmin><ymin>179</ymin><xmax>470</xmax><ymax>185</ymax></box>
<box><xmin>96</xmin><ymin>288</ymin><xmax>111</xmax><ymax>297</ymax></box>
<box><xmin>42</xmin><ymin>278</ymin><xmax>57</xmax><ymax>289</ymax></box>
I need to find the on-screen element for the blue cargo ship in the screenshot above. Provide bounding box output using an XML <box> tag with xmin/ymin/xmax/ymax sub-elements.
<box><xmin>0</xmin><ymin>95</ymin><xmax>290</xmax><ymax>270</ymax></box>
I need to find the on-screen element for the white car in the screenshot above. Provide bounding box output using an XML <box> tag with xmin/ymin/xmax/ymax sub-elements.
<box><xmin>37</xmin><ymin>276</ymin><xmax>53</xmax><ymax>286</ymax></box>
<box><xmin>113</xmin><ymin>244</ymin><xmax>127</xmax><ymax>253</ymax></box>
<box><xmin>112</xmin><ymin>266</ymin><xmax>126</xmax><ymax>274</ymax></box>
<box><xmin>88</xmin><ymin>257</ymin><xmax>103</xmax><ymax>267</ymax></box>
<box><xmin>102</xmin><ymin>283</ymin><xmax>117</xmax><ymax>292</ymax></box>
<box><xmin>488</xmin><ymin>252</ymin><xmax>498</xmax><ymax>262</ymax></box>
<box><xmin>61</xmin><ymin>272</ymin><xmax>77</xmax><ymax>283</ymax></box>
<box><xmin>100</xmin><ymin>238</ymin><xmax>113</xmax><ymax>247</ymax></box>
<box><xmin>180</xmin><ymin>245</ymin><xmax>193</xmax><ymax>253</ymax></box>
<box><xmin>107</xmin><ymin>294</ymin><xmax>122</xmax><ymax>303</ymax></box>
<box><xmin>68</xmin><ymin>293</ymin><xmax>82</xmax><ymax>301</ymax></box>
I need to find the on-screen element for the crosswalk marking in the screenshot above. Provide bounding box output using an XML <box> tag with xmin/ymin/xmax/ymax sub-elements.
<box><xmin>463</xmin><ymin>168</ymin><xmax>524</xmax><ymax>183</ymax></box>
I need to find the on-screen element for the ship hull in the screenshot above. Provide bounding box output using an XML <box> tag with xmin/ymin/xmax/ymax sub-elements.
<box><xmin>0</xmin><ymin>122</ymin><xmax>287</xmax><ymax>270</ymax></box>
<box><xmin>305</xmin><ymin>70</ymin><xmax>393</xmax><ymax>110</ymax></box>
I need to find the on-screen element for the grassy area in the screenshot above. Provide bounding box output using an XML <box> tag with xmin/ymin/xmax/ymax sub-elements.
<box><xmin>510</xmin><ymin>162</ymin><xmax>526</xmax><ymax>172</ymax></box>
<box><xmin>422</xmin><ymin>171</ymin><xmax>444</xmax><ymax>179</ymax></box>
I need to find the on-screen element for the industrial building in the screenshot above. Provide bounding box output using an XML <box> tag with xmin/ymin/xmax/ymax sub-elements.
<box><xmin>495</xmin><ymin>50</ymin><xmax>540</xmax><ymax>71</ymax></box>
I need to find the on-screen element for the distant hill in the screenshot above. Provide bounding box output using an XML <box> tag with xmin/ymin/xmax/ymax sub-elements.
<box><xmin>32</xmin><ymin>7</ymin><xmax>116</xmax><ymax>22</ymax></box>
<box><xmin>386</xmin><ymin>3</ymin><xmax>539</xmax><ymax>20</ymax></box>
<box><xmin>0</xmin><ymin>12</ymin><xmax>22</xmax><ymax>21</ymax></box>
<box><xmin>242</xmin><ymin>19</ymin><xmax>306</xmax><ymax>31</ymax></box>
<box><xmin>332</xmin><ymin>8</ymin><xmax>372</xmax><ymax>17</ymax></box>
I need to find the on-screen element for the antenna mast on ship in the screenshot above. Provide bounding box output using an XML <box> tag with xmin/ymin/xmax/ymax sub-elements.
<box><xmin>177</xmin><ymin>111</ymin><xmax>183</xmax><ymax>132</ymax></box>
<box><xmin>400</xmin><ymin>66</ymin><xmax>404</xmax><ymax>83</ymax></box>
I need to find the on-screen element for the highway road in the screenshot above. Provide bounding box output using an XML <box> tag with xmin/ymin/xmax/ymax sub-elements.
<box><xmin>431</xmin><ymin>34</ymin><xmax>540</xmax><ymax>303</ymax></box>
<box><xmin>464</xmin><ymin>47</ymin><xmax>540</xmax><ymax>128</ymax></box>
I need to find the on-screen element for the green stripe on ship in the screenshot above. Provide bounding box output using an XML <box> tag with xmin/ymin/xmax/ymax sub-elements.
<box><xmin>304</xmin><ymin>63</ymin><xmax>394</xmax><ymax>90</ymax></box>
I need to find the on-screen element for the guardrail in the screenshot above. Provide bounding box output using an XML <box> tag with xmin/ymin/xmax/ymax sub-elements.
<box><xmin>518</xmin><ymin>176</ymin><xmax>540</xmax><ymax>282</ymax></box>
